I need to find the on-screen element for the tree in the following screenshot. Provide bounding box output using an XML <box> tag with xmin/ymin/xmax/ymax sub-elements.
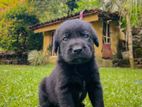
<box><xmin>74</xmin><ymin>0</ymin><xmax>101</xmax><ymax>13</ymax></box>
<box><xmin>66</xmin><ymin>0</ymin><xmax>79</xmax><ymax>15</ymax></box>
<box><xmin>0</xmin><ymin>0</ymin><xmax>25</xmax><ymax>13</ymax></box>
<box><xmin>28</xmin><ymin>0</ymin><xmax>68</xmax><ymax>22</ymax></box>
<box><xmin>0</xmin><ymin>3</ymin><xmax>43</xmax><ymax>52</ymax></box>
<box><xmin>28</xmin><ymin>0</ymin><xmax>101</xmax><ymax>22</ymax></box>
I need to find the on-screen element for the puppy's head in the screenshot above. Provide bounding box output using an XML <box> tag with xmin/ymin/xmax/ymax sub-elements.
<box><xmin>53</xmin><ymin>19</ymin><xmax>99</xmax><ymax>64</ymax></box>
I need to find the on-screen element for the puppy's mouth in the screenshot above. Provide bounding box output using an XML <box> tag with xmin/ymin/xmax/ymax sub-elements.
<box><xmin>70</xmin><ymin>56</ymin><xmax>91</xmax><ymax>64</ymax></box>
<box><xmin>67</xmin><ymin>49</ymin><xmax>93</xmax><ymax>64</ymax></box>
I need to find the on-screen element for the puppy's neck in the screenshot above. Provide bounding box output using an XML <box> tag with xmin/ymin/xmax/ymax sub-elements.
<box><xmin>57</xmin><ymin>56</ymin><xmax>95</xmax><ymax>69</ymax></box>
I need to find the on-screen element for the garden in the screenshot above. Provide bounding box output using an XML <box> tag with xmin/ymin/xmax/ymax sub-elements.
<box><xmin>0</xmin><ymin>65</ymin><xmax>142</xmax><ymax>107</ymax></box>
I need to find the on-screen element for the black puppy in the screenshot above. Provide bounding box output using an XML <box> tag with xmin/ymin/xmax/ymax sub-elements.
<box><xmin>39</xmin><ymin>19</ymin><xmax>104</xmax><ymax>107</ymax></box>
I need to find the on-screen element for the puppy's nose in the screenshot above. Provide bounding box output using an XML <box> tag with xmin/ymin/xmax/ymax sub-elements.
<box><xmin>73</xmin><ymin>46</ymin><xmax>82</xmax><ymax>54</ymax></box>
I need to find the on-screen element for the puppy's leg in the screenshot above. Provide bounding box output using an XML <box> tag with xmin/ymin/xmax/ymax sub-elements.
<box><xmin>57</xmin><ymin>87</ymin><xmax>75</xmax><ymax>107</ymax></box>
<box><xmin>87</xmin><ymin>72</ymin><xmax>104</xmax><ymax>107</ymax></box>
<box><xmin>39</xmin><ymin>78</ymin><xmax>50</xmax><ymax>107</ymax></box>
<box><xmin>79</xmin><ymin>85</ymin><xmax>87</xmax><ymax>107</ymax></box>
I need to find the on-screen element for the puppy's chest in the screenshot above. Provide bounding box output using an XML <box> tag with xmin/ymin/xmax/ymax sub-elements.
<box><xmin>68</xmin><ymin>68</ymin><xmax>91</xmax><ymax>87</ymax></box>
<box><xmin>72</xmin><ymin>67</ymin><xmax>92</xmax><ymax>79</ymax></box>
<box><xmin>68</xmin><ymin>74</ymin><xmax>85</xmax><ymax>91</ymax></box>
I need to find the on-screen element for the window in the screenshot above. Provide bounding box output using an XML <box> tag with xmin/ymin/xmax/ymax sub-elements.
<box><xmin>102</xmin><ymin>20</ymin><xmax>112</xmax><ymax>59</ymax></box>
<box><xmin>103</xmin><ymin>20</ymin><xmax>111</xmax><ymax>44</ymax></box>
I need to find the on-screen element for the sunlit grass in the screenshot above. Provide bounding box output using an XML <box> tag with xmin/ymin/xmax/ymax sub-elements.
<box><xmin>0</xmin><ymin>65</ymin><xmax>142</xmax><ymax>107</ymax></box>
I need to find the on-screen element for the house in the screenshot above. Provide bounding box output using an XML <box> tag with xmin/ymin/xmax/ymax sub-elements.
<box><xmin>30</xmin><ymin>9</ymin><xmax>125</xmax><ymax>66</ymax></box>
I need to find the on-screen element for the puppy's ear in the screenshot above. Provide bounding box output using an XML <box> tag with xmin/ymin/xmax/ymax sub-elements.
<box><xmin>52</xmin><ymin>30</ymin><xmax>59</xmax><ymax>54</ymax></box>
<box><xmin>91</xmin><ymin>27</ymin><xmax>99</xmax><ymax>47</ymax></box>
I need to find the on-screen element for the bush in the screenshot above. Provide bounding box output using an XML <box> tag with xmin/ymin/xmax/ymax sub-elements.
<box><xmin>28</xmin><ymin>50</ymin><xmax>49</xmax><ymax>65</ymax></box>
<box><xmin>112</xmin><ymin>55</ymin><xmax>130</xmax><ymax>67</ymax></box>
<box><xmin>134</xmin><ymin>48</ymin><xmax>142</xmax><ymax>58</ymax></box>
<box><xmin>0</xmin><ymin>4</ymin><xmax>43</xmax><ymax>52</ymax></box>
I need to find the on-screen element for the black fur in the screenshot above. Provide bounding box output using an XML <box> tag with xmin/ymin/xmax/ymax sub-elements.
<box><xmin>39</xmin><ymin>19</ymin><xmax>104</xmax><ymax>107</ymax></box>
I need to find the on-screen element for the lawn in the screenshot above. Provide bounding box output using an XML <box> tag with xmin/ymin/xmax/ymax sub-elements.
<box><xmin>0</xmin><ymin>65</ymin><xmax>142</xmax><ymax>107</ymax></box>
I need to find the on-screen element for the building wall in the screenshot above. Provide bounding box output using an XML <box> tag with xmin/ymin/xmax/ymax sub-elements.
<box><xmin>91</xmin><ymin>21</ymin><xmax>103</xmax><ymax>58</ymax></box>
<box><xmin>43</xmin><ymin>31</ymin><xmax>53</xmax><ymax>55</ymax></box>
<box><xmin>110</xmin><ymin>21</ymin><xmax>120</xmax><ymax>56</ymax></box>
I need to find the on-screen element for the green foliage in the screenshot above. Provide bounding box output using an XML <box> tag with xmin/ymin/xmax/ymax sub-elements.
<box><xmin>0</xmin><ymin>4</ymin><xmax>43</xmax><ymax>51</ymax></box>
<box><xmin>74</xmin><ymin>0</ymin><xmax>101</xmax><ymax>13</ymax></box>
<box><xmin>28</xmin><ymin>50</ymin><xmax>49</xmax><ymax>65</ymax></box>
<box><xmin>134</xmin><ymin>48</ymin><xmax>142</xmax><ymax>58</ymax></box>
<box><xmin>29</xmin><ymin>0</ymin><xmax>68</xmax><ymax>22</ymax></box>
<box><xmin>66</xmin><ymin>0</ymin><xmax>78</xmax><ymax>12</ymax></box>
<box><xmin>29</xmin><ymin>0</ymin><xmax>101</xmax><ymax>22</ymax></box>
<box><xmin>103</xmin><ymin>0</ymin><xmax>142</xmax><ymax>28</ymax></box>
<box><xmin>0</xmin><ymin>0</ymin><xmax>20</xmax><ymax>8</ymax></box>
<box><xmin>0</xmin><ymin>19</ymin><xmax>13</xmax><ymax>50</ymax></box>
<box><xmin>0</xmin><ymin>65</ymin><xmax>142</xmax><ymax>107</ymax></box>
<box><xmin>0</xmin><ymin>47</ymin><xmax>6</xmax><ymax>51</ymax></box>
<box><xmin>129</xmin><ymin>0</ymin><xmax>142</xmax><ymax>27</ymax></box>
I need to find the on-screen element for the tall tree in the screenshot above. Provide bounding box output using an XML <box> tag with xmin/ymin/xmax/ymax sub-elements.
<box><xmin>29</xmin><ymin>0</ymin><xmax>68</xmax><ymax>22</ymax></box>
<box><xmin>0</xmin><ymin>0</ymin><xmax>25</xmax><ymax>12</ymax></box>
<box><xmin>0</xmin><ymin>3</ymin><xmax>43</xmax><ymax>52</ymax></box>
<box><xmin>66</xmin><ymin>0</ymin><xmax>79</xmax><ymax>15</ymax></box>
<box><xmin>74</xmin><ymin>0</ymin><xmax>101</xmax><ymax>12</ymax></box>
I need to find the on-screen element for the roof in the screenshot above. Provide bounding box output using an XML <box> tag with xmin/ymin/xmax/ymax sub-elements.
<box><xmin>30</xmin><ymin>9</ymin><xmax>120</xmax><ymax>31</ymax></box>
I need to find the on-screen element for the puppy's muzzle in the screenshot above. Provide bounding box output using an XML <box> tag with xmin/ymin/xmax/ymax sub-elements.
<box><xmin>72</xmin><ymin>45</ymin><xmax>83</xmax><ymax>54</ymax></box>
<box><xmin>69</xmin><ymin>40</ymin><xmax>90</xmax><ymax>55</ymax></box>
<box><xmin>64</xmin><ymin>38</ymin><xmax>93</xmax><ymax>64</ymax></box>
<box><xmin>69</xmin><ymin>41</ymin><xmax>85</xmax><ymax>57</ymax></box>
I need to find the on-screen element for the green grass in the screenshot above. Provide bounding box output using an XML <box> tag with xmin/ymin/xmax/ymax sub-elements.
<box><xmin>0</xmin><ymin>65</ymin><xmax>142</xmax><ymax>107</ymax></box>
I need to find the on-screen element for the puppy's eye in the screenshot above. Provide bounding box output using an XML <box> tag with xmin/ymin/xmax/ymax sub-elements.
<box><xmin>82</xmin><ymin>33</ymin><xmax>89</xmax><ymax>38</ymax></box>
<box><xmin>62</xmin><ymin>36</ymin><xmax>68</xmax><ymax>41</ymax></box>
<box><xmin>62</xmin><ymin>33</ymin><xmax>71</xmax><ymax>41</ymax></box>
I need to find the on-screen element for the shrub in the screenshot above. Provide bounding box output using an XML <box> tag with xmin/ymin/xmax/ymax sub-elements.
<box><xmin>0</xmin><ymin>4</ymin><xmax>43</xmax><ymax>52</ymax></box>
<box><xmin>134</xmin><ymin>48</ymin><xmax>142</xmax><ymax>58</ymax></box>
<box><xmin>28</xmin><ymin>50</ymin><xmax>49</xmax><ymax>65</ymax></box>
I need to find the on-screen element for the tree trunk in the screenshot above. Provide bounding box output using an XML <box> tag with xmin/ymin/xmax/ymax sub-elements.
<box><xmin>126</xmin><ymin>14</ymin><xmax>134</xmax><ymax>68</ymax></box>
